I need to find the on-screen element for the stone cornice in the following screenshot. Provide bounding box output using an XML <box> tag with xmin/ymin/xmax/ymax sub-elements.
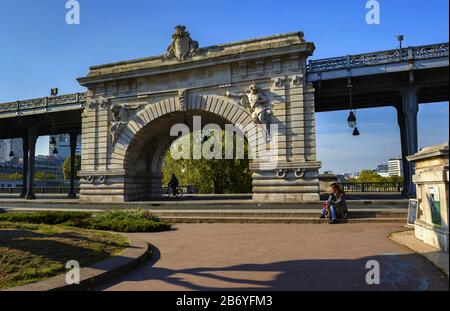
<box><xmin>78</xmin><ymin>32</ymin><xmax>314</xmax><ymax>86</ymax></box>
<box><xmin>407</xmin><ymin>142</ymin><xmax>449</xmax><ymax>162</ymax></box>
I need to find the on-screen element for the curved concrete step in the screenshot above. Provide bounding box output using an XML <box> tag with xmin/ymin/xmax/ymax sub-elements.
<box><xmin>158</xmin><ymin>216</ymin><xmax>407</xmax><ymax>224</ymax></box>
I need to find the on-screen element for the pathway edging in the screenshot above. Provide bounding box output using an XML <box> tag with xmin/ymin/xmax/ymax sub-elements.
<box><xmin>4</xmin><ymin>234</ymin><xmax>151</xmax><ymax>291</ymax></box>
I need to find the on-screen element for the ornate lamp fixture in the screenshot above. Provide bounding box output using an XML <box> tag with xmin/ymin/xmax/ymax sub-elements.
<box><xmin>9</xmin><ymin>150</ymin><xmax>14</xmax><ymax>157</ymax></box>
<box><xmin>347</xmin><ymin>111</ymin><xmax>357</xmax><ymax>128</ymax></box>
<box><xmin>50</xmin><ymin>136</ymin><xmax>58</xmax><ymax>155</ymax></box>
<box><xmin>346</xmin><ymin>78</ymin><xmax>360</xmax><ymax>135</ymax></box>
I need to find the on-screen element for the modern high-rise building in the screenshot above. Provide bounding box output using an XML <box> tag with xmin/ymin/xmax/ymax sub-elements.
<box><xmin>375</xmin><ymin>164</ymin><xmax>390</xmax><ymax>177</ymax></box>
<box><xmin>388</xmin><ymin>157</ymin><xmax>404</xmax><ymax>177</ymax></box>
<box><xmin>0</xmin><ymin>139</ymin><xmax>23</xmax><ymax>163</ymax></box>
<box><xmin>49</xmin><ymin>134</ymin><xmax>81</xmax><ymax>160</ymax></box>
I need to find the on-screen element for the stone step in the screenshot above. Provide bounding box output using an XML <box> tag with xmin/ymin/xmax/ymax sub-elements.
<box><xmin>158</xmin><ymin>216</ymin><xmax>406</xmax><ymax>224</ymax></box>
<box><xmin>152</xmin><ymin>211</ymin><xmax>407</xmax><ymax>219</ymax></box>
<box><xmin>137</xmin><ymin>201</ymin><xmax>409</xmax><ymax>207</ymax></box>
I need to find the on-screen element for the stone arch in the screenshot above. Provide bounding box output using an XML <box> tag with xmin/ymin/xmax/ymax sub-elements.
<box><xmin>112</xmin><ymin>94</ymin><xmax>256</xmax><ymax>201</ymax></box>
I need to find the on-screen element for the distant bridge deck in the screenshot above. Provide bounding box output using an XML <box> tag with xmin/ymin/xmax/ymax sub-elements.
<box><xmin>307</xmin><ymin>42</ymin><xmax>449</xmax><ymax>78</ymax></box>
<box><xmin>307</xmin><ymin>42</ymin><xmax>449</xmax><ymax>111</ymax></box>
<box><xmin>0</xmin><ymin>92</ymin><xmax>86</xmax><ymax>117</ymax></box>
<box><xmin>0</xmin><ymin>93</ymin><xmax>86</xmax><ymax>139</ymax></box>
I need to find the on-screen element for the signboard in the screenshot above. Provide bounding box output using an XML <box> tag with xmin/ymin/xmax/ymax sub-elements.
<box><xmin>428</xmin><ymin>186</ymin><xmax>442</xmax><ymax>225</ymax></box>
<box><xmin>407</xmin><ymin>199</ymin><xmax>418</xmax><ymax>225</ymax></box>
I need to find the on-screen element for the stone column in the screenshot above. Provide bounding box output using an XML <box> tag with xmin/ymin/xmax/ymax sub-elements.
<box><xmin>20</xmin><ymin>135</ymin><xmax>29</xmax><ymax>198</ymax></box>
<box><xmin>25</xmin><ymin>126</ymin><xmax>37</xmax><ymax>200</ymax></box>
<box><xmin>396</xmin><ymin>86</ymin><xmax>419</xmax><ymax>197</ymax></box>
<box><xmin>68</xmin><ymin>132</ymin><xmax>78</xmax><ymax>199</ymax></box>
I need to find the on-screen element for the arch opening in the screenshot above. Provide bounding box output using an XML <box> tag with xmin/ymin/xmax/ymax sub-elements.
<box><xmin>122</xmin><ymin>110</ymin><xmax>253</xmax><ymax>201</ymax></box>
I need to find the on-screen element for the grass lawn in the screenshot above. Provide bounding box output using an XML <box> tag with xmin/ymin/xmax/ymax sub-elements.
<box><xmin>0</xmin><ymin>222</ymin><xmax>128</xmax><ymax>290</ymax></box>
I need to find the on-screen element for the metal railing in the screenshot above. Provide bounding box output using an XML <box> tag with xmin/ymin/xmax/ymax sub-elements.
<box><xmin>308</xmin><ymin>42</ymin><xmax>449</xmax><ymax>73</ymax></box>
<box><xmin>0</xmin><ymin>183</ymin><xmax>402</xmax><ymax>195</ymax></box>
<box><xmin>339</xmin><ymin>182</ymin><xmax>403</xmax><ymax>192</ymax></box>
<box><xmin>0</xmin><ymin>92</ymin><xmax>87</xmax><ymax>114</ymax></box>
<box><xmin>0</xmin><ymin>187</ymin><xmax>80</xmax><ymax>195</ymax></box>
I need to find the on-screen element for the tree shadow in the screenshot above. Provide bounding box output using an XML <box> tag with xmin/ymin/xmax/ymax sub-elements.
<box><xmin>96</xmin><ymin>245</ymin><xmax>449</xmax><ymax>291</ymax></box>
<box><xmin>0</xmin><ymin>229</ymin><xmax>124</xmax><ymax>267</ymax></box>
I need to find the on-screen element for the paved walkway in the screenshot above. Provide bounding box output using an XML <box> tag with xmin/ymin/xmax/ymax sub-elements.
<box><xmin>96</xmin><ymin>224</ymin><xmax>448</xmax><ymax>291</ymax></box>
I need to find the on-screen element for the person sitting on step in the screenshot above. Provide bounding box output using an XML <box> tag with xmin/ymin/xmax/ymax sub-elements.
<box><xmin>320</xmin><ymin>183</ymin><xmax>348</xmax><ymax>224</ymax></box>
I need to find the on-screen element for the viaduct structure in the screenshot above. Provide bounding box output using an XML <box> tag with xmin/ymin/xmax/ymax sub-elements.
<box><xmin>0</xmin><ymin>27</ymin><xmax>448</xmax><ymax>203</ymax></box>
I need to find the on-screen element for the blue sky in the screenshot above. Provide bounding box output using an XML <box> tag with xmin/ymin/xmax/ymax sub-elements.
<box><xmin>0</xmin><ymin>0</ymin><xmax>448</xmax><ymax>173</ymax></box>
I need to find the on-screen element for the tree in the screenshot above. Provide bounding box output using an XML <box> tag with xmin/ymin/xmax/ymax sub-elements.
<box><xmin>7</xmin><ymin>173</ymin><xmax>22</xmax><ymax>180</ymax></box>
<box><xmin>356</xmin><ymin>170</ymin><xmax>385</xmax><ymax>182</ymax></box>
<box><xmin>386</xmin><ymin>175</ymin><xmax>403</xmax><ymax>183</ymax></box>
<box><xmin>162</xmin><ymin>131</ymin><xmax>253</xmax><ymax>194</ymax></box>
<box><xmin>63</xmin><ymin>155</ymin><xmax>81</xmax><ymax>180</ymax></box>
<box><xmin>349</xmin><ymin>170</ymin><xmax>404</xmax><ymax>183</ymax></box>
<box><xmin>35</xmin><ymin>171</ymin><xmax>48</xmax><ymax>180</ymax></box>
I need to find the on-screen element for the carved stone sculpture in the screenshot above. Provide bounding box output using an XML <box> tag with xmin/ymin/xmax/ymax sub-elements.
<box><xmin>225</xmin><ymin>84</ymin><xmax>273</xmax><ymax>141</ymax></box>
<box><xmin>166</xmin><ymin>25</ymin><xmax>200</xmax><ymax>61</ymax></box>
<box><xmin>110</xmin><ymin>103</ymin><xmax>147</xmax><ymax>145</ymax></box>
<box><xmin>110</xmin><ymin>104</ymin><xmax>128</xmax><ymax>145</ymax></box>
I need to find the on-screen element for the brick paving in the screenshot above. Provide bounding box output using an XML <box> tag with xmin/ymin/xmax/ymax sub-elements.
<box><xmin>96</xmin><ymin>223</ymin><xmax>448</xmax><ymax>291</ymax></box>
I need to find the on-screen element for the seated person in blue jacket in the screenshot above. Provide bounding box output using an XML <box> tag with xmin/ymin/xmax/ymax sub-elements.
<box><xmin>320</xmin><ymin>183</ymin><xmax>348</xmax><ymax>224</ymax></box>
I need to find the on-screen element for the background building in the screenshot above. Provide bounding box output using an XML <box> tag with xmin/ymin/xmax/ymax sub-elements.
<box><xmin>49</xmin><ymin>134</ymin><xmax>81</xmax><ymax>160</ymax></box>
<box><xmin>375</xmin><ymin>164</ymin><xmax>390</xmax><ymax>178</ymax></box>
<box><xmin>0</xmin><ymin>155</ymin><xmax>65</xmax><ymax>181</ymax></box>
<box><xmin>0</xmin><ymin>139</ymin><xmax>23</xmax><ymax>163</ymax></box>
<box><xmin>388</xmin><ymin>157</ymin><xmax>404</xmax><ymax>177</ymax></box>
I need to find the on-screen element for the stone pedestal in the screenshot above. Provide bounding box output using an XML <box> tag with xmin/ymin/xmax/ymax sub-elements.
<box><xmin>251</xmin><ymin>161</ymin><xmax>321</xmax><ymax>202</ymax></box>
<box><xmin>319</xmin><ymin>173</ymin><xmax>338</xmax><ymax>193</ymax></box>
<box><xmin>407</xmin><ymin>142</ymin><xmax>449</xmax><ymax>252</ymax></box>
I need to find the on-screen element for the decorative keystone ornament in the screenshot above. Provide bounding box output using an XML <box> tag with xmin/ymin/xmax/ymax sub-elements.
<box><xmin>166</xmin><ymin>25</ymin><xmax>200</xmax><ymax>61</ymax></box>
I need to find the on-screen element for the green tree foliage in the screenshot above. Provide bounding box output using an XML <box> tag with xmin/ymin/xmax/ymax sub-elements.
<box><xmin>349</xmin><ymin>169</ymin><xmax>403</xmax><ymax>183</ymax></box>
<box><xmin>162</xmin><ymin>131</ymin><xmax>253</xmax><ymax>194</ymax></box>
<box><xmin>34</xmin><ymin>171</ymin><xmax>47</xmax><ymax>180</ymax></box>
<box><xmin>355</xmin><ymin>170</ymin><xmax>386</xmax><ymax>182</ymax></box>
<box><xmin>63</xmin><ymin>155</ymin><xmax>81</xmax><ymax>180</ymax></box>
<box><xmin>34</xmin><ymin>171</ymin><xmax>56</xmax><ymax>180</ymax></box>
<box><xmin>6</xmin><ymin>173</ymin><xmax>22</xmax><ymax>180</ymax></box>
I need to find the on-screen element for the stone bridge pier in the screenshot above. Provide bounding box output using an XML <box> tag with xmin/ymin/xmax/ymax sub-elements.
<box><xmin>77</xmin><ymin>29</ymin><xmax>321</xmax><ymax>203</ymax></box>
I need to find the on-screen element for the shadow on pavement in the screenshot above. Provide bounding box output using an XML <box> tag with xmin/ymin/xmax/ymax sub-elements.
<box><xmin>95</xmin><ymin>245</ymin><xmax>448</xmax><ymax>291</ymax></box>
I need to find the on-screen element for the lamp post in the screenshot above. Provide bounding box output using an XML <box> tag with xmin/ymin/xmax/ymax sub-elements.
<box><xmin>396</xmin><ymin>35</ymin><xmax>404</xmax><ymax>60</ymax></box>
<box><xmin>396</xmin><ymin>34</ymin><xmax>404</xmax><ymax>50</ymax></box>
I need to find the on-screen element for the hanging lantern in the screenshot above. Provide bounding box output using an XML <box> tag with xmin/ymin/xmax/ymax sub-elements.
<box><xmin>9</xmin><ymin>150</ymin><xmax>14</xmax><ymax>157</ymax></box>
<box><xmin>53</xmin><ymin>147</ymin><xmax>58</xmax><ymax>155</ymax></box>
<box><xmin>346</xmin><ymin>77</ymin><xmax>359</xmax><ymax>132</ymax></box>
<box><xmin>50</xmin><ymin>136</ymin><xmax>57</xmax><ymax>146</ymax></box>
<box><xmin>347</xmin><ymin>111</ymin><xmax>357</xmax><ymax>128</ymax></box>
